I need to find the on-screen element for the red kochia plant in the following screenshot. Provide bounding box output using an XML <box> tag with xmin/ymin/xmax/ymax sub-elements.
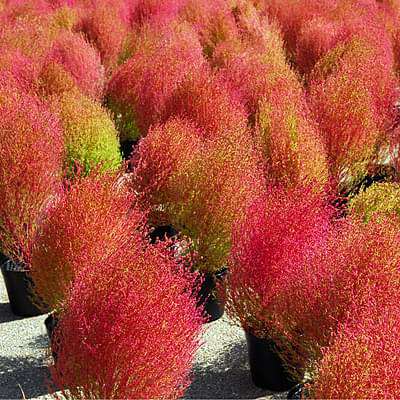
<box><xmin>0</xmin><ymin>85</ymin><xmax>63</xmax><ymax>264</ymax></box>
<box><xmin>106</xmin><ymin>23</ymin><xmax>206</xmax><ymax>141</ymax></box>
<box><xmin>40</xmin><ymin>31</ymin><xmax>105</xmax><ymax>100</ymax></box>
<box><xmin>163</xmin><ymin>68</ymin><xmax>248</xmax><ymax>142</ymax></box>
<box><xmin>49</xmin><ymin>238</ymin><xmax>204</xmax><ymax>399</ymax></box>
<box><xmin>310</xmin><ymin>287</ymin><xmax>400</xmax><ymax>399</ymax></box>
<box><xmin>309</xmin><ymin>35</ymin><xmax>397</xmax><ymax>191</ymax></box>
<box><xmin>77</xmin><ymin>0</ymin><xmax>129</xmax><ymax>74</ymax></box>
<box><xmin>223</xmin><ymin>185</ymin><xmax>331</xmax><ymax>337</ymax></box>
<box><xmin>30</xmin><ymin>170</ymin><xmax>145</xmax><ymax>311</ymax></box>
<box><xmin>271</xmin><ymin>216</ymin><xmax>400</xmax><ymax>380</ymax></box>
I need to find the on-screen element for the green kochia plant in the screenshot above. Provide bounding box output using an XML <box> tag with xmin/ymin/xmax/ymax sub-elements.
<box><xmin>50</xmin><ymin>91</ymin><xmax>122</xmax><ymax>175</ymax></box>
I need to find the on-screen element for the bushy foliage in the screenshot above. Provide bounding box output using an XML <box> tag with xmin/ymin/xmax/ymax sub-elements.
<box><xmin>309</xmin><ymin>287</ymin><xmax>400</xmax><ymax>399</ymax></box>
<box><xmin>30</xmin><ymin>170</ymin><xmax>144</xmax><ymax>311</ymax></box>
<box><xmin>223</xmin><ymin>185</ymin><xmax>331</xmax><ymax>338</ymax></box>
<box><xmin>271</xmin><ymin>216</ymin><xmax>400</xmax><ymax>380</ymax></box>
<box><xmin>163</xmin><ymin>68</ymin><xmax>248</xmax><ymax>142</ymax></box>
<box><xmin>76</xmin><ymin>1</ymin><xmax>129</xmax><ymax>74</ymax></box>
<box><xmin>49</xmin><ymin>91</ymin><xmax>121</xmax><ymax>175</ymax></box>
<box><xmin>133</xmin><ymin>117</ymin><xmax>264</xmax><ymax>273</ymax></box>
<box><xmin>40</xmin><ymin>31</ymin><xmax>105</xmax><ymax>100</ymax></box>
<box><xmin>349</xmin><ymin>182</ymin><xmax>400</xmax><ymax>222</ymax></box>
<box><xmin>106</xmin><ymin>23</ymin><xmax>206</xmax><ymax>141</ymax></box>
<box><xmin>49</xmin><ymin>236</ymin><xmax>203</xmax><ymax>399</ymax></box>
<box><xmin>0</xmin><ymin>86</ymin><xmax>63</xmax><ymax>264</ymax></box>
<box><xmin>309</xmin><ymin>35</ymin><xmax>397</xmax><ymax>191</ymax></box>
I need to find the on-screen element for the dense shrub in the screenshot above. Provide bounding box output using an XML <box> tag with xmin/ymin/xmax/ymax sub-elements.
<box><xmin>0</xmin><ymin>86</ymin><xmax>63</xmax><ymax>264</ymax></box>
<box><xmin>309</xmin><ymin>288</ymin><xmax>400</xmax><ymax>399</ymax></box>
<box><xmin>271</xmin><ymin>216</ymin><xmax>400</xmax><ymax>380</ymax></box>
<box><xmin>106</xmin><ymin>23</ymin><xmax>206</xmax><ymax>141</ymax></box>
<box><xmin>133</xmin><ymin>117</ymin><xmax>264</xmax><ymax>273</ymax></box>
<box><xmin>49</xmin><ymin>91</ymin><xmax>121</xmax><ymax>175</ymax></box>
<box><xmin>30</xmin><ymin>170</ymin><xmax>144</xmax><ymax>311</ymax></box>
<box><xmin>349</xmin><ymin>182</ymin><xmax>400</xmax><ymax>222</ymax></box>
<box><xmin>49</xmin><ymin>238</ymin><xmax>203</xmax><ymax>399</ymax></box>
<box><xmin>40</xmin><ymin>31</ymin><xmax>105</xmax><ymax>100</ymax></box>
<box><xmin>309</xmin><ymin>35</ymin><xmax>397</xmax><ymax>191</ymax></box>
<box><xmin>223</xmin><ymin>185</ymin><xmax>331</xmax><ymax>338</ymax></box>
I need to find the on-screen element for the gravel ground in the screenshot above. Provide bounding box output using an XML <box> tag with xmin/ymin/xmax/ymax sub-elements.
<box><xmin>0</xmin><ymin>277</ymin><xmax>287</xmax><ymax>400</ymax></box>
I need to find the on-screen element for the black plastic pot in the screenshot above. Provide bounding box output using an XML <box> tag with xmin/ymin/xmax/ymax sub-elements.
<box><xmin>245</xmin><ymin>332</ymin><xmax>298</xmax><ymax>392</ymax></box>
<box><xmin>0</xmin><ymin>258</ymin><xmax>45</xmax><ymax>317</ymax></box>
<box><xmin>198</xmin><ymin>269</ymin><xmax>227</xmax><ymax>323</ymax></box>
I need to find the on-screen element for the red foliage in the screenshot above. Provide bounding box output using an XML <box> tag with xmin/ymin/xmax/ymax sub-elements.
<box><xmin>49</xmin><ymin>238</ymin><xmax>204</xmax><ymax>399</ymax></box>
<box><xmin>163</xmin><ymin>68</ymin><xmax>248</xmax><ymax>142</ymax></box>
<box><xmin>310</xmin><ymin>286</ymin><xmax>400</xmax><ymax>399</ymax></box>
<box><xmin>41</xmin><ymin>31</ymin><xmax>105</xmax><ymax>100</ymax></box>
<box><xmin>106</xmin><ymin>23</ymin><xmax>206</xmax><ymax>140</ymax></box>
<box><xmin>76</xmin><ymin>1</ymin><xmax>129</xmax><ymax>74</ymax></box>
<box><xmin>223</xmin><ymin>185</ymin><xmax>331</xmax><ymax>337</ymax></box>
<box><xmin>30</xmin><ymin>170</ymin><xmax>145</xmax><ymax>311</ymax></box>
<box><xmin>0</xmin><ymin>86</ymin><xmax>63</xmax><ymax>264</ymax></box>
<box><xmin>308</xmin><ymin>35</ymin><xmax>397</xmax><ymax>190</ymax></box>
<box><xmin>271</xmin><ymin>216</ymin><xmax>400</xmax><ymax>380</ymax></box>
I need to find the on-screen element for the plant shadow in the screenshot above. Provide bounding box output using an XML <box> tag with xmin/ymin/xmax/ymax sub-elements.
<box><xmin>185</xmin><ymin>340</ymin><xmax>277</xmax><ymax>399</ymax></box>
<box><xmin>0</xmin><ymin>355</ymin><xmax>50</xmax><ymax>399</ymax></box>
<box><xmin>0</xmin><ymin>302</ymin><xmax>23</xmax><ymax>324</ymax></box>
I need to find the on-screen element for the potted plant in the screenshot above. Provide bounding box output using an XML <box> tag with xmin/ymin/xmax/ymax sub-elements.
<box><xmin>270</xmin><ymin>215</ymin><xmax>400</xmax><ymax>391</ymax></box>
<box><xmin>48</xmin><ymin>229</ymin><xmax>204</xmax><ymax>399</ymax></box>
<box><xmin>106</xmin><ymin>22</ymin><xmax>206</xmax><ymax>143</ymax></box>
<box><xmin>305</xmin><ymin>282</ymin><xmax>400</xmax><ymax>399</ymax></box>
<box><xmin>222</xmin><ymin>185</ymin><xmax>331</xmax><ymax>391</ymax></box>
<box><xmin>133</xmin><ymin>116</ymin><xmax>264</xmax><ymax>322</ymax></box>
<box><xmin>30</xmin><ymin>169</ymin><xmax>146</xmax><ymax>321</ymax></box>
<box><xmin>48</xmin><ymin>90</ymin><xmax>122</xmax><ymax>176</ymax></box>
<box><xmin>0</xmin><ymin>85</ymin><xmax>64</xmax><ymax>317</ymax></box>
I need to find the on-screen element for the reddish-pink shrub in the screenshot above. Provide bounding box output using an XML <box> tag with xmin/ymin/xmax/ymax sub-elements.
<box><xmin>163</xmin><ymin>68</ymin><xmax>248</xmax><ymax>142</ymax></box>
<box><xmin>106</xmin><ymin>23</ymin><xmax>206</xmax><ymax>141</ymax></box>
<box><xmin>49</xmin><ymin>238</ymin><xmax>204</xmax><ymax>399</ymax></box>
<box><xmin>223</xmin><ymin>185</ymin><xmax>331</xmax><ymax>337</ymax></box>
<box><xmin>310</xmin><ymin>289</ymin><xmax>400</xmax><ymax>399</ymax></box>
<box><xmin>0</xmin><ymin>86</ymin><xmax>64</xmax><ymax>264</ymax></box>
<box><xmin>132</xmin><ymin>117</ymin><xmax>203</xmax><ymax>224</ymax></box>
<box><xmin>271</xmin><ymin>216</ymin><xmax>400</xmax><ymax>380</ymax></box>
<box><xmin>40</xmin><ymin>31</ymin><xmax>105</xmax><ymax>100</ymax></box>
<box><xmin>309</xmin><ymin>35</ymin><xmax>398</xmax><ymax>191</ymax></box>
<box><xmin>77</xmin><ymin>1</ymin><xmax>129</xmax><ymax>74</ymax></box>
<box><xmin>30</xmin><ymin>170</ymin><xmax>145</xmax><ymax>311</ymax></box>
<box><xmin>179</xmin><ymin>0</ymin><xmax>238</xmax><ymax>58</ymax></box>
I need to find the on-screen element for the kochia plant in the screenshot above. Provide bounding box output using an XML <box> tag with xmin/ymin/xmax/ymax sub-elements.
<box><xmin>0</xmin><ymin>85</ymin><xmax>63</xmax><ymax>264</ymax></box>
<box><xmin>223</xmin><ymin>185</ymin><xmax>331</xmax><ymax>338</ymax></box>
<box><xmin>133</xmin><ymin>117</ymin><xmax>264</xmax><ymax>273</ymax></box>
<box><xmin>30</xmin><ymin>170</ymin><xmax>144</xmax><ymax>311</ymax></box>
<box><xmin>106</xmin><ymin>23</ymin><xmax>206</xmax><ymax>141</ymax></box>
<box><xmin>271</xmin><ymin>216</ymin><xmax>400</xmax><ymax>380</ymax></box>
<box><xmin>309</xmin><ymin>289</ymin><xmax>400</xmax><ymax>399</ymax></box>
<box><xmin>49</xmin><ymin>91</ymin><xmax>122</xmax><ymax>175</ymax></box>
<box><xmin>40</xmin><ymin>31</ymin><xmax>105</xmax><ymax>100</ymax></box>
<box><xmin>349</xmin><ymin>182</ymin><xmax>400</xmax><ymax>222</ymax></box>
<box><xmin>49</xmin><ymin>239</ymin><xmax>203</xmax><ymax>399</ymax></box>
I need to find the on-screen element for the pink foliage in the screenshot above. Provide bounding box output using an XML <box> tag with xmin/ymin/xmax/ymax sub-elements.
<box><xmin>223</xmin><ymin>185</ymin><xmax>331</xmax><ymax>336</ymax></box>
<box><xmin>106</xmin><ymin>24</ymin><xmax>206</xmax><ymax>140</ymax></box>
<box><xmin>41</xmin><ymin>31</ymin><xmax>105</xmax><ymax>100</ymax></box>
<box><xmin>0</xmin><ymin>86</ymin><xmax>63</xmax><ymax>264</ymax></box>
<box><xmin>50</xmin><ymin>237</ymin><xmax>204</xmax><ymax>399</ymax></box>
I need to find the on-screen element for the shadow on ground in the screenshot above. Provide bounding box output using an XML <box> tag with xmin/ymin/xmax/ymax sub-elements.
<box><xmin>0</xmin><ymin>355</ymin><xmax>50</xmax><ymax>399</ymax></box>
<box><xmin>185</xmin><ymin>340</ymin><xmax>271</xmax><ymax>399</ymax></box>
<box><xmin>0</xmin><ymin>302</ymin><xmax>23</xmax><ymax>324</ymax></box>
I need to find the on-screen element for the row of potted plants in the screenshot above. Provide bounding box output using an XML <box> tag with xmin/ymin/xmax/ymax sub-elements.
<box><xmin>1</xmin><ymin>0</ymin><xmax>400</xmax><ymax>398</ymax></box>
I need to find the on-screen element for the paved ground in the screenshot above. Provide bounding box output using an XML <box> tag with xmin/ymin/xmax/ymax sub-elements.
<box><xmin>0</xmin><ymin>277</ymin><xmax>287</xmax><ymax>399</ymax></box>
